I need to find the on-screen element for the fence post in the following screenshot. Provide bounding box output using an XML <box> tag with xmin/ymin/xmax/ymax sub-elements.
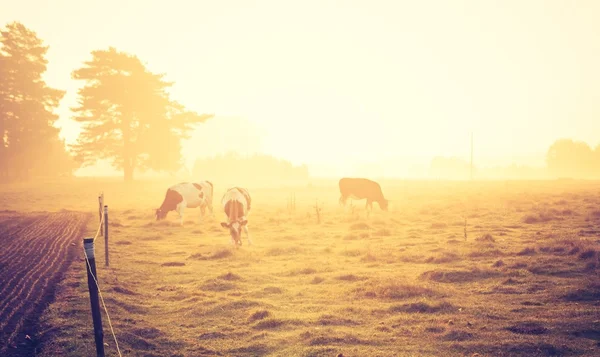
<box><xmin>83</xmin><ymin>238</ymin><xmax>105</xmax><ymax>357</ymax></box>
<box><xmin>104</xmin><ymin>205</ymin><xmax>109</xmax><ymax>267</ymax></box>
<box><xmin>99</xmin><ymin>193</ymin><xmax>104</xmax><ymax>235</ymax></box>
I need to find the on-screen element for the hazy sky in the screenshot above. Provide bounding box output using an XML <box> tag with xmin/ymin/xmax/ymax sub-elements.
<box><xmin>2</xmin><ymin>0</ymin><xmax>600</xmax><ymax>176</ymax></box>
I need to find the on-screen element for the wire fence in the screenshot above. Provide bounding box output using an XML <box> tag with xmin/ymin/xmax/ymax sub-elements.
<box><xmin>83</xmin><ymin>209</ymin><xmax>123</xmax><ymax>357</ymax></box>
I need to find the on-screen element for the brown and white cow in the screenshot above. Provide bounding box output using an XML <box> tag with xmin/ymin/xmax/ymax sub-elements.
<box><xmin>220</xmin><ymin>187</ymin><xmax>252</xmax><ymax>246</ymax></box>
<box><xmin>155</xmin><ymin>181</ymin><xmax>213</xmax><ymax>225</ymax></box>
<box><xmin>339</xmin><ymin>177</ymin><xmax>389</xmax><ymax>213</ymax></box>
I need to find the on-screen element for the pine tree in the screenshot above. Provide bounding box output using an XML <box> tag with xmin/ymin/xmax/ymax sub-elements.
<box><xmin>71</xmin><ymin>47</ymin><xmax>212</xmax><ymax>181</ymax></box>
<box><xmin>0</xmin><ymin>22</ymin><xmax>67</xmax><ymax>180</ymax></box>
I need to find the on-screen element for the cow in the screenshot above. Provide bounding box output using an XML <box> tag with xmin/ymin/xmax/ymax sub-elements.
<box><xmin>155</xmin><ymin>181</ymin><xmax>213</xmax><ymax>225</ymax></box>
<box><xmin>220</xmin><ymin>187</ymin><xmax>252</xmax><ymax>246</ymax></box>
<box><xmin>338</xmin><ymin>177</ymin><xmax>389</xmax><ymax>213</ymax></box>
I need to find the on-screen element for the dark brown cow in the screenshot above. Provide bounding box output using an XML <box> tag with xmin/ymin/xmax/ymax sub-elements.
<box><xmin>339</xmin><ymin>177</ymin><xmax>389</xmax><ymax>212</ymax></box>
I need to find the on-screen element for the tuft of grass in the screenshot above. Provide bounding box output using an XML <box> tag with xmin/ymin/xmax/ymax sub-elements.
<box><xmin>360</xmin><ymin>252</ymin><xmax>378</xmax><ymax>262</ymax></box>
<box><xmin>343</xmin><ymin>233</ymin><xmax>359</xmax><ymax>240</ymax></box>
<box><xmin>161</xmin><ymin>262</ymin><xmax>185</xmax><ymax>267</ymax></box>
<box><xmin>430</xmin><ymin>222</ymin><xmax>448</xmax><ymax>229</ymax></box>
<box><xmin>253</xmin><ymin>318</ymin><xmax>301</xmax><ymax>330</ymax></box>
<box><xmin>516</xmin><ymin>247</ymin><xmax>536</xmax><ymax>256</ymax></box>
<box><xmin>209</xmin><ymin>248</ymin><xmax>234</xmax><ymax>260</ymax></box>
<box><xmin>468</xmin><ymin>248</ymin><xmax>504</xmax><ymax>258</ymax></box>
<box><xmin>341</xmin><ymin>249</ymin><xmax>362</xmax><ymax>257</ymax></box>
<box><xmin>198</xmin><ymin>331</ymin><xmax>226</xmax><ymax>340</ymax></box>
<box><xmin>578</xmin><ymin>249</ymin><xmax>597</xmax><ymax>260</ymax></box>
<box><xmin>263</xmin><ymin>286</ymin><xmax>283</xmax><ymax>294</ymax></box>
<box><xmin>308</xmin><ymin>334</ymin><xmax>371</xmax><ymax>346</ymax></box>
<box><xmin>311</xmin><ymin>276</ymin><xmax>325</xmax><ymax>284</ymax></box>
<box><xmin>289</xmin><ymin>267</ymin><xmax>317</xmax><ymax>275</ymax></box>
<box><xmin>228</xmin><ymin>343</ymin><xmax>270</xmax><ymax>355</ymax></box>
<box><xmin>492</xmin><ymin>260</ymin><xmax>505</xmax><ymax>267</ymax></box>
<box><xmin>426</xmin><ymin>252</ymin><xmax>461</xmax><ymax>264</ymax></box>
<box><xmin>336</xmin><ymin>274</ymin><xmax>367</xmax><ymax>282</ymax></box>
<box><xmin>356</xmin><ymin>280</ymin><xmax>438</xmax><ymax>300</ymax></box>
<box><xmin>522</xmin><ymin>212</ymin><xmax>556</xmax><ymax>224</ymax></box>
<box><xmin>248</xmin><ymin>310</ymin><xmax>270</xmax><ymax>322</ymax></box>
<box><xmin>132</xmin><ymin>327</ymin><xmax>163</xmax><ymax>339</ymax></box>
<box><xmin>317</xmin><ymin>314</ymin><xmax>360</xmax><ymax>326</ymax></box>
<box><xmin>389</xmin><ymin>301</ymin><xmax>456</xmax><ymax>314</ymax></box>
<box><xmin>200</xmin><ymin>280</ymin><xmax>237</xmax><ymax>292</ymax></box>
<box><xmin>188</xmin><ymin>253</ymin><xmax>204</xmax><ymax>260</ymax></box>
<box><xmin>188</xmin><ymin>249</ymin><xmax>233</xmax><ymax>260</ymax></box>
<box><xmin>475</xmin><ymin>233</ymin><xmax>495</xmax><ymax>243</ymax></box>
<box><xmin>506</xmin><ymin>322</ymin><xmax>548</xmax><ymax>335</ymax></box>
<box><xmin>441</xmin><ymin>330</ymin><xmax>474</xmax><ymax>341</ymax></box>
<box><xmin>563</xmin><ymin>283</ymin><xmax>600</xmax><ymax>302</ymax></box>
<box><xmin>112</xmin><ymin>286</ymin><xmax>138</xmax><ymax>295</ymax></box>
<box><xmin>372</xmin><ymin>228</ymin><xmax>392</xmax><ymax>237</ymax></box>
<box><xmin>350</xmin><ymin>222</ymin><xmax>371</xmax><ymax>230</ymax></box>
<box><xmin>425</xmin><ymin>326</ymin><xmax>446</xmax><ymax>334</ymax></box>
<box><xmin>421</xmin><ymin>267</ymin><xmax>501</xmax><ymax>283</ymax></box>
<box><xmin>218</xmin><ymin>272</ymin><xmax>242</xmax><ymax>280</ymax></box>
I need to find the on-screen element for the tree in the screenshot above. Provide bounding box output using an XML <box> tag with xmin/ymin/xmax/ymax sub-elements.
<box><xmin>71</xmin><ymin>48</ymin><xmax>213</xmax><ymax>181</ymax></box>
<box><xmin>546</xmin><ymin>139</ymin><xmax>599</xmax><ymax>179</ymax></box>
<box><xmin>0</xmin><ymin>22</ymin><xmax>67</xmax><ymax>180</ymax></box>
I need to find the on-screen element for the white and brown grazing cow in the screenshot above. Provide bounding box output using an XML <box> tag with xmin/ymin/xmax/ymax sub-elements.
<box><xmin>155</xmin><ymin>181</ymin><xmax>213</xmax><ymax>225</ymax></box>
<box><xmin>220</xmin><ymin>187</ymin><xmax>252</xmax><ymax>246</ymax></box>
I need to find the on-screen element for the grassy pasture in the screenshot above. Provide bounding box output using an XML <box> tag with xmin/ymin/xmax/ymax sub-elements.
<box><xmin>2</xmin><ymin>178</ymin><xmax>600</xmax><ymax>356</ymax></box>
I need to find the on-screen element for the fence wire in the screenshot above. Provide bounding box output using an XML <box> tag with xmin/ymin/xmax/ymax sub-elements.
<box><xmin>84</xmin><ymin>208</ymin><xmax>123</xmax><ymax>356</ymax></box>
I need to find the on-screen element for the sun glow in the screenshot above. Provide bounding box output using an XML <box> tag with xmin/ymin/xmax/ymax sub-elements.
<box><xmin>3</xmin><ymin>0</ymin><xmax>600</xmax><ymax>178</ymax></box>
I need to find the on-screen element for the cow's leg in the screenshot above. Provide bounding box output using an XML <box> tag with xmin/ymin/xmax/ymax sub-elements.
<box><xmin>199</xmin><ymin>205</ymin><xmax>205</xmax><ymax>224</ymax></box>
<box><xmin>339</xmin><ymin>195</ymin><xmax>347</xmax><ymax>207</ymax></box>
<box><xmin>366</xmin><ymin>199</ymin><xmax>372</xmax><ymax>218</ymax></box>
<box><xmin>209</xmin><ymin>200</ymin><xmax>214</xmax><ymax>216</ymax></box>
<box><xmin>177</xmin><ymin>203</ymin><xmax>186</xmax><ymax>226</ymax></box>
<box><xmin>243</xmin><ymin>225</ymin><xmax>251</xmax><ymax>246</ymax></box>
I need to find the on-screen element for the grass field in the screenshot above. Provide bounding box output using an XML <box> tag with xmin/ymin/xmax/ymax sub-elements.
<box><xmin>1</xmin><ymin>178</ymin><xmax>600</xmax><ymax>356</ymax></box>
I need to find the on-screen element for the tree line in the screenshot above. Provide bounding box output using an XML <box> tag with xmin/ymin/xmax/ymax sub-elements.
<box><xmin>193</xmin><ymin>152</ymin><xmax>310</xmax><ymax>187</ymax></box>
<box><xmin>0</xmin><ymin>21</ymin><xmax>212</xmax><ymax>182</ymax></box>
<box><xmin>2</xmin><ymin>21</ymin><xmax>599</xmax><ymax>182</ymax></box>
<box><xmin>430</xmin><ymin>139</ymin><xmax>600</xmax><ymax>180</ymax></box>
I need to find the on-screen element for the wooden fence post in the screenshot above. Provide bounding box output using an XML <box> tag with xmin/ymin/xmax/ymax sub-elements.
<box><xmin>83</xmin><ymin>238</ymin><xmax>105</xmax><ymax>357</ymax></box>
<box><xmin>104</xmin><ymin>205</ymin><xmax>109</xmax><ymax>267</ymax></box>
<box><xmin>98</xmin><ymin>195</ymin><xmax>103</xmax><ymax>235</ymax></box>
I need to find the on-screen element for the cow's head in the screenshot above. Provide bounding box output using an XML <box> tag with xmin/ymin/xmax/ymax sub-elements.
<box><xmin>155</xmin><ymin>208</ymin><xmax>168</xmax><ymax>221</ymax></box>
<box><xmin>379</xmin><ymin>199</ymin><xmax>389</xmax><ymax>211</ymax></box>
<box><xmin>220</xmin><ymin>219</ymin><xmax>248</xmax><ymax>245</ymax></box>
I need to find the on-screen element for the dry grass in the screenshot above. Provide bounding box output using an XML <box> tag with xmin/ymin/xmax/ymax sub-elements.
<box><xmin>0</xmin><ymin>178</ymin><xmax>599</xmax><ymax>356</ymax></box>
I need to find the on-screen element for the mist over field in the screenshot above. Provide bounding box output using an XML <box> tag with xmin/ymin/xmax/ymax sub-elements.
<box><xmin>2</xmin><ymin>1</ymin><xmax>600</xmax><ymax>356</ymax></box>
